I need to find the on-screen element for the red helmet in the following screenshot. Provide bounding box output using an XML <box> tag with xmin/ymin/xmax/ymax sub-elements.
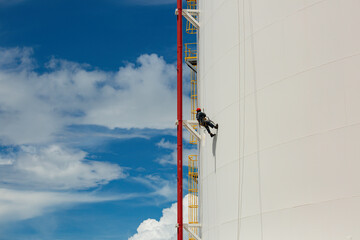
<box><xmin>196</xmin><ymin>108</ymin><xmax>201</xmax><ymax>112</ymax></box>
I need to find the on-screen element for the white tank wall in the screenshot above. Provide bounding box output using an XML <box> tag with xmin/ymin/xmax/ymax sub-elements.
<box><xmin>197</xmin><ymin>0</ymin><xmax>360</xmax><ymax>239</ymax></box>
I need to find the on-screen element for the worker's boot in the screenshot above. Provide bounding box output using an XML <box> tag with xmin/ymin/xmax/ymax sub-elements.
<box><xmin>210</xmin><ymin>133</ymin><xmax>215</xmax><ymax>137</ymax></box>
<box><xmin>215</xmin><ymin>124</ymin><xmax>219</xmax><ymax>129</ymax></box>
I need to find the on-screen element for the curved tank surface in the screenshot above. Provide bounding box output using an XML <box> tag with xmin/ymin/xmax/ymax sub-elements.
<box><xmin>197</xmin><ymin>0</ymin><xmax>360</xmax><ymax>239</ymax></box>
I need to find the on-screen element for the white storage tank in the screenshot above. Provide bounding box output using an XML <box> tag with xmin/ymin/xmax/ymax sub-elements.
<box><xmin>197</xmin><ymin>0</ymin><xmax>360</xmax><ymax>239</ymax></box>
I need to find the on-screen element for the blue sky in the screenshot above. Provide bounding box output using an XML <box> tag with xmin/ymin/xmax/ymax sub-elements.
<box><xmin>0</xmin><ymin>0</ymin><xmax>195</xmax><ymax>239</ymax></box>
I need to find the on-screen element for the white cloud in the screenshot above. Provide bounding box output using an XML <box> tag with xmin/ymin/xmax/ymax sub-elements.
<box><xmin>156</xmin><ymin>138</ymin><xmax>176</xmax><ymax>149</ymax></box>
<box><xmin>0</xmin><ymin>47</ymin><xmax>34</xmax><ymax>70</ymax></box>
<box><xmin>132</xmin><ymin>174</ymin><xmax>177</xmax><ymax>201</ymax></box>
<box><xmin>156</xmin><ymin>138</ymin><xmax>196</xmax><ymax>165</ymax></box>
<box><xmin>129</xmin><ymin>194</ymin><xmax>193</xmax><ymax>240</ymax></box>
<box><xmin>0</xmin><ymin>144</ymin><xmax>136</xmax><ymax>224</ymax></box>
<box><xmin>0</xmin><ymin>47</ymin><xmax>189</xmax><ymax>145</ymax></box>
<box><xmin>0</xmin><ymin>188</ymin><xmax>133</xmax><ymax>223</ymax></box>
<box><xmin>0</xmin><ymin>144</ymin><xmax>125</xmax><ymax>190</ymax></box>
<box><xmin>0</xmin><ymin>157</ymin><xmax>12</xmax><ymax>165</ymax></box>
<box><xmin>0</xmin><ymin>47</ymin><xmax>193</xmax><ymax>224</ymax></box>
<box><xmin>83</xmin><ymin>54</ymin><xmax>181</xmax><ymax>129</ymax></box>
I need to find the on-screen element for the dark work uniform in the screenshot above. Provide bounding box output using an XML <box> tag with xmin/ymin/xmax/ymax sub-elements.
<box><xmin>196</xmin><ymin>111</ymin><xmax>216</xmax><ymax>136</ymax></box>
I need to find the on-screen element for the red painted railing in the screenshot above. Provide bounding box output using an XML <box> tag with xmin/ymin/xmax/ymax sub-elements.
<box><xmin>176</xmin><ymin>0</ymin><xmax>183</xmax><ymax>240</ymax></box>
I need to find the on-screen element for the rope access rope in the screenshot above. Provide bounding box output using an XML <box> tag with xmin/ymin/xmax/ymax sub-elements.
<box><xmin>236</xmin><ymin>0</ymin><xmax>246</xmax><ymax>239</ymax></box>
<box><xmin>248</xmin><ymin>0</ymin><xmax>265</xmax><ymax>239</ymax></box>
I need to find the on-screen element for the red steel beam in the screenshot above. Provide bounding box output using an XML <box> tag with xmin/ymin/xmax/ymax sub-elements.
<box><xmin>176</xmin><ymin>0</ymin><xmax>183</xmax><ymax>239</ymax></box>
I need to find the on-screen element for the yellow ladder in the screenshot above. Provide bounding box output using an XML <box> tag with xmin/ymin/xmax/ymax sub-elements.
<box><xmin>185</xmin><ymin>1</ymin><xmax>199</xmax><ymax>239</ymax></box>
<box><xmin>186</xmin><ymin>0</ymin><xmax>198</xmax><ymax>34</ymax></box>
<box><xmin>188</xmin><ymin>155</ymin><xmax>199</xmax><ymax>240</ymax></box>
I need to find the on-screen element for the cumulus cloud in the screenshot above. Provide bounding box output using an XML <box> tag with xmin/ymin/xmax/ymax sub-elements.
<box><xmin>83</xmin><ymin>54</ymin><xmax>179</xmax><ymax>129</ymax></box>
<box><xmin>0</xmin><ymin>144</ymin><xmax>125</xmax><ymax>190</ymax></box>
<box><xmin>0</xmin><ymin>188</ymin><xmax>133</xmax><ymax>222</ymax></box>
<box><xmin>129</xmin><ymin>195</ymin><xmax>192</xmax><ymax>240</ymax></box>
<box><xmin>0</xmin><ymin>47</ymin><xmax>189</xmax><ymax>145</ymax></box>
<box><xmin>0</xmin><ymin>46</ymin><xmax>190</xmax><ymax>224</ymax></box>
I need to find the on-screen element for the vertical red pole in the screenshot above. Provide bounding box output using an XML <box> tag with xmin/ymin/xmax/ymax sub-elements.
<box><xmin>176</xmin><ymin>0</ymin><xmax>183</xmax><ymax>239</ymax></box>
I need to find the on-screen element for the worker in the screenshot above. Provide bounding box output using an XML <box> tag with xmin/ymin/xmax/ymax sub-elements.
<box><xmin>196</xmin><ymin>108</ymin><xmax>218</xmax><ymax>137</ymax></box>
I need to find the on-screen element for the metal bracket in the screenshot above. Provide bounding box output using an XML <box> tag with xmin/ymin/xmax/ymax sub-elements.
<box><xmin>183</xmin><ymin>223</ymin><xmax>202</xmax><ymax>240</ymax></box>
<box><xmin>182</xmin><ymin>9</ymin><xmax>200</xmax><ymax>29</ymax></box>
<box><xmin>183</xmin><ymin>120</ymin><xmax>201</xmax><ymax>141</ymax></box>
<box><xmin>175</xmin><ymin>9</ymin><xmax>200</xmax><ymax>29</ymax></box>
<box><xmin>185</xmin><ymin>60</ymin><xmax>197</xmax><ymax>73</ymax></box>
<box><xmin>184</xmin><ymin>223</ymin><xmax>201</xmax><ymax>228</ymax></box>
